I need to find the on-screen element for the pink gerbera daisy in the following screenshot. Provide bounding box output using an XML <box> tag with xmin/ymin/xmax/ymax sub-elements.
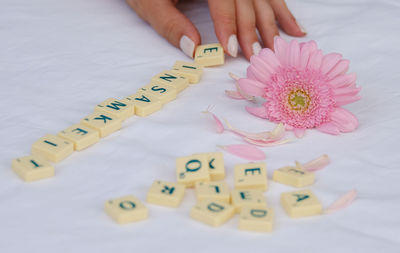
<box><xmin>236</xmin><ymin>37</ymin><xmax>361</xmax><ymax>137</ymax></box>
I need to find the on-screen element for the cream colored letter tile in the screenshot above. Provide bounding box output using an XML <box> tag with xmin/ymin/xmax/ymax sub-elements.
<box><xmin>12</xmin><ymin>155</ymin><xmax>55</xmax><ymax>182</ymax></box>
<box><xmin>58</xmin><ymin>123</ymin><xmax>99</xmax><ymax>151</ymax></box>
<box><xmin>239</xmin><ymin>206</ymin><xmax>274</xmax><ymax>232</ymax></box>
<box><xmin>194</xmin><ymin>43</ymin><xmax>225</xmax><ymax>67</ymax></box>
<box><xmin>234</xmin><ymin>162</ymin><xmax>267</xmax><ymax>191</ymax></box>
<box><xmin>190</xmin><ymin>199</ymin><xmax>235</xmax><ymax>227</ymax></box>
<box><xmin>231</xmin><ymin>189</ymin><xmax>267</xmax><ymax>213</ymax></box>
<box><xmin>95</xmin><ymin>98</ymin><xmax>134</xmax><ymax>120</ymax></box>
<box><xmin>140</xmin><ymin>82</ymin><xmax>177</xmax><ymax>104</ymax></box>
<box><xmin>171</xmin><ymin>60</ymin><xmax>203</xmax><ymax>84</ymax></box>
<box><xmin>81</xmin><ymin>111</ymin><xmax>122</xmax><ymax>137</ymax></box>
<box><xmin>273</xmin><ymin>166</ymin><xmax>315</xmax><ymax>188</ymax></box>
<box><xmin>122</xmin><ymin>91</ymin><xmax>163</xmax><ymax>117</ymax></box>
<box><xmin>31</xmin><ymin>134</ymin><xmax>73</xmax><ymax>163</ymax></box>
<box><xmin>146</xmin><ymin>180</ymin><xmax>186</xmax><ymax>208</ymax></box>
<box><xmin>281</xmin><ymin>189</ymin><xmax>322</xmax><ymax>218</ymax></box>
<box><xmin>151</xmin><ymin>70</ymin><xmax>189</xmax><ymax>92</ymax></box>
<box><xmin>195</xmin><ymin>181</ymin><xmax>230</xmax><ymax>203</ymax></box>
<box><xmin>104</xmin><ymin>195</ymin><xmax>148</xmax><ymax>224</ymax></box>
<box><xmin>176</xmin><ymin>154</ymin><xmax>210</xmax><ymax>188</ymax></box>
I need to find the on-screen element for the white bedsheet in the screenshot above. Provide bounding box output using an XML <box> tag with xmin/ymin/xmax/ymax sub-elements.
<box><xmin>1</xmin><ymin>0</ymin><xmax>400</xmax><ymax>252</ymax></box>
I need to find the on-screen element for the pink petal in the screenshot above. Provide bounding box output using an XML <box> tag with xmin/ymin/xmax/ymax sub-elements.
<box><xmin>259</xmin><ymin>48</ymin><xmax>281</xmax><ymax>69</ymax></box>
<box><xmin>316</xmin><ymin>122</ymin><xmax>341</xmax><ymax>135</ymax></box>
<box><xmin>247</xmin><ymin>65</ymin><xmax>270</xmax><ymax>84</ymax></box>
<box><xmin>327</xmin><ymin>60</ymin><xmax>350</xmax><ymax>80</ymax></box>
<box><xmin>245</xmin><ymin>106</ymin><xmax>269</xmax><ymax>119</ymax></box>
<box><xmin>299</xmin><ymin>43</ymin><xmax>313</xmax><ymax>69</ymax></box>
<box><xmin>333</xmin><ymin>87</ymin><xmax>361</xmax><ymax>97</ymax></box>
<box><xmin>244</xmin><ymin>138</ymin><xmax>292</xmax><ymax>147</ymax></box>
<box><xmin>288</xmin><ymin>40</ymin><xmax>300</xmax><ymax>68</ymax></box>
<box><xmin>225</xmin><ymin>90</ymin><xmax>246</xmax><ymax>100</ymax></box>
<box><xmin>324</xmin><ymin>189</ymin><xmax>357</xmax><ymax>214</ymax></box>
<box><xmin>335</xmin><ymin>95</ymin><xmax>361</xmax><ymax>106</ymax></box>
<box><xmin>330</xmin><ymin>73</ymin><xmax>357</xmax><ymax>88</ymax></box>
<box><xmin>218</xmin><ymin>144</ymin><xmax>266</xmax><ymax>160</ymax></box>
<box><xmin>225</xmin><ymin>121</ymin><xmax>285</xmax><ymax>142</ymax></box>
<box><xmin>246</xmin><ymin>66</ymin><xmax>259</xmax><ymax>81</ymax></box>
<box><xmin>250</xmin><ymin>55</ymin><xmax>275</xmax><ymax>76</ymax></box>
<box><xmin>302</xmin><ymin>154</ymin><xmax>330</xmax><ymax>172</ymax></box>
<box><xmin>330</xmin><ymin>108</ymin><xmax>358</xmax><ymax>132</ymax></box>
<box><xmin>274</xmin><ymin>36</ymin><xmax>288</xmax><ymax>65</ymax></box>
<box><xmin>321</xmin><ymin>53</ymin><xmax>342</xmax><ymax>74</ymax></box>
<box><xmin>308</xmin><ymin>50</ymin><xmax>323</xmax><ymax>70</ymax></box>
<box><xmin>293</xmin><ymin>128</ymin><xmax>306</xmax><ymax>138</ymax></box>
<box><xmin>238</xmin><ymin>78</ymin><xmax>265</xmax><ymax>97</ymax></box>
<box><xmin>203</xmin><ymin>108</ymin><xmax>224</xmax><ymax>134</ymax></box>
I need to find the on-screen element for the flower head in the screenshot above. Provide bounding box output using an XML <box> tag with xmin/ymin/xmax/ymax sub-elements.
<box><xmin>237</xmin><ymin>37</ymin><xmax>361</xmax><ymax>137</ymax></box>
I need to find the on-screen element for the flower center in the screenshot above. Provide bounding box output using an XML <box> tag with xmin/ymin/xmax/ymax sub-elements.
<box><xmin>288</xmin><ymin>89</ymin><xmax>311</xmax><ymax>112</ymax></box>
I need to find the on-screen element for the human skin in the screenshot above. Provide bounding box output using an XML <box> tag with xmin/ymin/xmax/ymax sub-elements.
<box><xmin>125</xmin><ymin>0</ymin><xmax>306</xmax><ymax>60</ymax></box>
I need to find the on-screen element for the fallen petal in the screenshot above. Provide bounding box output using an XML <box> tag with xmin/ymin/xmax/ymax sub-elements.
<box><xmin>203</xmin><ymin>108</ymin><xmax>224</xmax><ymax>134</ymax></box>
<box><xmin>324</xmin><ymin>189</ymin><xmax>357</xmax><ymax>214</ymax></box>
<box><xmin>302</xmin><ymin>154</ymin><xmax>330</xmax><ymax>172</ymax></box>
<box><xmin>225</xmin><ymin>90</ymin><xmax>246</xmax><ymax>100</ymax></box>
<box><xmin>218</xmin><ymin>144</ymin><xmax>266</xmax><ymax>160</ymax></box>
<box><xmin>245</xmin><ymin>106</ymin><xmax>269</xmax><ymax>119</ymax></box>
<box><xmin>244</xmin><ymin>138</ymin><xmax>292</xmax><ymax>147</ymax></box>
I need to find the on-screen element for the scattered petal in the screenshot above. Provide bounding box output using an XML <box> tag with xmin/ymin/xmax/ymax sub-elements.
<box><xmin>225</xmin><ymin>90</ymin><xmax>246</xmax><ymax>100</ymax></box>
<box><xmin>202</xmin><ymin>107</ymin><xmax>224</xmax><ymax>134</ymax></box>
<box><xmin>218</xmin><ymin>144</ymin><xmax>266</xmax><ymax>160</ymax></box>
<box><xmin>225</xmin><ymin>121</ymin><xmax>285</xmax><ymax>142</ymax></box>
<box><xmin>243</xmin><ymin>138</ymin><xmax>293</xmax><ymax>147</ymax></box>
<box><xmin>324</xmin><ymin>189</ymin><xmax>357</xmax><ymax>214</ymax></box>
<box><xmin>302</xmin><ymin>154</ymin><xmax>330</xmax><ymax>171</ymax></box>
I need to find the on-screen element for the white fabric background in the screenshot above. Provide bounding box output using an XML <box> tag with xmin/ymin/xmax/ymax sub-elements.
<box><xmin>1</xmin><ymin>0</ymin><xmax>400</xmax><ymax>252</ymax></box>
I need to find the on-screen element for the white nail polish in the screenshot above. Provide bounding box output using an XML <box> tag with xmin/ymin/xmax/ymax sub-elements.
<box><xmin>227</xmin><ymin>34</ymin><xmax>238</xmax><ymax>57</ymax></box>
<box><xmin>252</xmin><ymin>42</ymin><xmax>262</xmax><ymax>56</ymax></box>
<box><xmin>179</xmin><ymin>35</ymin><xmax>195</xmax><ymax>58</ymax></box>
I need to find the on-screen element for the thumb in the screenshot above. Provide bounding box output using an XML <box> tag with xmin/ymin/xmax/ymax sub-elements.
<box><xmin>136</xmin><ymin>1</ymin><xmax>201</xmax><ymax>58</ymax></box>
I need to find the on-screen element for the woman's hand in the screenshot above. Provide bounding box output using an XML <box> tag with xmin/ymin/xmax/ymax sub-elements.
<box><xmin>126</xmin><ymin>0</ymin><xmax>305</xmax><ymax>60</ymax></box>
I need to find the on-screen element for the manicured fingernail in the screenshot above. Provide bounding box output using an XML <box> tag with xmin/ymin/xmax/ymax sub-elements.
<box><xmin>295</xmin><ymin>20</ymin><xmax>307</xmax><ymax>34</ymax></box>
<box><xmin>227</xmin><ymin>34</ymin><xmax>238</xmax><ymax>57</ymax></box>
<box><xmin>179</xmin><ymin>35</ymin><xmax>195</xmax><ymax>58</ymax></box>
<box><xmin>252</xmin><ymin>42</ymin><xmax>262</xmax><ymax>56</ymax></box>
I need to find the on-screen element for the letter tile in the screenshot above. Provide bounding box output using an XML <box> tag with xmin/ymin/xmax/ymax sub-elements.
<box><xmin>140</xmin><ymin>82</ymin><xmax>177</xmax><ymax>104</ymax></box>
<box><xmin>58</xmin><ymin>123</ymin><xmax>100</xmax><ymax>151</ymax></box>
<box><xmin>146</xmin><ymin>180</ymin><xmax>186</xmax><ymax>208</ymax></box>
<box><xmin>190</xmin><ymin>199</ymin><xmax>235</xmax><ymax>227</ymax></box>
<box><xmin>195</xmin><ymin>181</ymin><xmax>230</xmax><ymax>203</ymax></box>
<box><xmin>280</xmin><ymin>189</ymin><xmax>322</xmax><ymax>218</ymax></box>
<box><xmin>194</xmin><ymin>43</ymin><xmax>225</xmax><ymax>67</ymax></box>
<box><xmin>176</xmin><ymin>154</ymin><xmax>210</xmax><ymax>188</ymax></box>
<box><xmin>81</xmin><ymin>111</ymin><xmax>122</xmax><ymax>137</ymax></box>
<box><xmin>239</xmin><ymin>206</ymin><xmax>274</xmax><ymax>232</ymax></box>
<box><xmin>95</xmin><ymin>98</ymin><xmax>134</xmax><ymax>120</ymax></box>
<box><xmin>104</xmin><ymin>195</ymin><xmax>148</xmax><ymax>224</ymax></box>
<box><xmin>231</xmin><ymin>189</ymin><xmax>267</xmax><ymax>213</ymax></box>
<box><xmin>12</xmin><ymin>155</ymin><xmax>55</xmax><ymax>182</ymax></box>
<box><xmin>31</xmin><ymin>134</ymin><xmax>73</xmax><ymax>162</ymax></box>
<box><xmin>234</xmin><ymin>162</ymin><xmax>268</xmax><ymax>191</ymax></box>
<box><xmin>273</xmin><ymin>165</ymin><xmax>315</xmax><ymax>188</ymax></box>
<box><xmin>171</xmin><ymin>60</ymin><xmax>203</xmax><ymax>84</ymax></box>
<box><xmin>151</xmin><ymin>70</ymin><xmax>189</xmax><ymax>92</ymax></box>
<box><xmin>122</xmin><ymin>91</ymin><xmax>163</xmax><ymax>117</ymax></box>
